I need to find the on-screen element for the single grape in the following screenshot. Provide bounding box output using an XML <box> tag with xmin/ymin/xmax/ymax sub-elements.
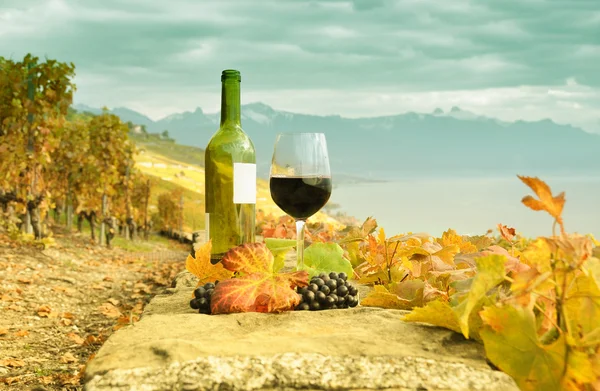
<box><xmin>318</xmin><ymin>272</ymin><xmax>328</xmax><ymax>279</ymax></box>
<box><xmin>298</xmin><ymin>286</ymin><xmax>308</xmax><ymax>295</ymax></box>
<box><xmin>321</xmin><ymin>275</ymin><xmax>331</xmax><ymax>283</ymax></box>
<box><xmin>337</xmin><ymin>295</ymin><xmax>346</xmax><ymax>306</ymax></box>
<box><xmin>336</xmin><ymin>278</ymin><xmax>345</xmax><ymax>288</ymax></box>
<box><xmin>190</xmin><ymin>298</ymin><xmax>201</xmax><ymax>309</ymax></box>
<box><xmin>337</xmin><ymin>285</ymin><xmax>349</xmax><ymax>297</ymax></box>
<box><xmin>349</xmin><ymin>286</ymin><xmax>358</xmax><ymax>297</ymax></box>
<box><xmin>325</xmin><ymin>279</ymin><xmax>337</xmax><ymax>290</ymax></box>
<box><xmin>319</xmin><ymin>284</ymin><xmax>330</xmax><ymax>295</ymax></box>
<box><xmin>312</xmin><ymin>278</ymin><xmax>325</xmax><ymax>288</ymax></box>
<box><xmin>206</xmin><ymin>288</ymin><xmax>215</xmax><ymax>297</ymax></box>
<box><xmin>325</xmin><ymin>296</ymin><xmax>336</xmax><ymax>307</ymax></box>
<box><xmin>204</xmin><ymin>282</ymin><xmax>215</xmax><ymax>290</ymax></box>
<box><xmin>315</xmin><ymin>291</ymin><xmax>327</xmax><ymax>303</ymax></box>
<box><xmin>345</xmin><ymin>295</ymin><xmax>355</xmax><ymax>304</ymax></box>
<box><xmin>331</xmin><ymin>304</ymin><xmax>338</xmax><ymax>309</ymax></box>
<box><xmin>303</xmin><ymin>290</ymin><xmax>315</xmax><ymax>303</ymax></box>
<box><xmin>329</xmin><ymin>293</ymin><xmax>338</xmax><ymax>302</ymax></box>
<box><xmin>296</xmin><ymin>302</ymin><xmax>310</xmax><ymax>311</ymax></box>
<box><xmin>310</xmin><ymin>301</ymin><xmax>321</xmax><ymax>311</ymax></box>
<box><xmin>329</xmin><ymin>271</ymin><xmax>338</xmax><ymax>280</ymax></box>
<box><xmin>198</xmin><ymin>297</ymin><xmax>209</xmax><ymax>308</ymax></box>
<box><xmin>194</xmin><ymin>287</ymin><xmax>206</xmax><ymax>299</ymax></box>
<box><xmin>308</xmin><ymin>283</ymin><xmax>319</xmax><ymax>292</ymax></box>
<box><xmin>349</xmin><ymin>297</ymin><xmax>358</xmax><ymax>307</ymax></box>
<box><xmin>338</xmin><ymin>272</ymin><xmax>348</xmax><ymax>281</ymax></box>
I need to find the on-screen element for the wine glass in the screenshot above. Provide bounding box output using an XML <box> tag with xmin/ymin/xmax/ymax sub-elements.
<box><xmin>269</xmin><ymin>133</ymin><xmax>332</xmax><ymax>270</ymax></box>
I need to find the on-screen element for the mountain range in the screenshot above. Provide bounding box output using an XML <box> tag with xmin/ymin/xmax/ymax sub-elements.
<box><xmin>73</xmin><ymin>103</ymin><xmax>600</xmax><ymax>180</ymax></box>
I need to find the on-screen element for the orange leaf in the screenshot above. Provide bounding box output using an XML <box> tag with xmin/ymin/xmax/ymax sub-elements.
<box><xmin>67</xmin><ymin>332</ymin><xmax>84</xmax><ymax>345</ymax></box>
<box><xmin>498</xmin><ymin>224</ymin><xmax>516</xmax><ymax>242</ymax></box>
<box><xmin>97</xmin><ymin>303</ymin><xmax>122</xmax><ymax>318</ymax></box>
<box><xmin>210</xmin><ymin>243</ymin><xmax>309</xmax><ymax>314</ymax></box>
<box><xmin>59</xmin><ymin>352</ymin><xmax>77</xmax><ymax>364</ymax></box>
<box><xmin>15</xmin><ymin>330</ymin><xmax>29</xmax><ymax>337</ymax></box>
<box><xmin>185</xmin><ymin>240</ymin><xmax>233</xmax><ymax>286</ymax></box>
<box><xmin>518</xmin><ymin>175</ymin><xmax>566</xmax><ymax>231</ymax></box>
<box><xmin>0</xmin><ymin>358</ymin><xmax>25</xmax><ymax>368</ymax></box>
<box><xmin>37</xmin><ymin>305</ymin><xmax>53</xmax><ymax>317</ymax></box>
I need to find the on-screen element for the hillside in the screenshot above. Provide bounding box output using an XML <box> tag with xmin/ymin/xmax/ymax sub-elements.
<box><xmin>130</xmin><ymin>133</ymin><xmax>341</xmax><ymax>232</ymax></box>
<box><xmin>77</xmin><ymin>103</ymin><xmax>600</xmax><ymax>180</ymax></box>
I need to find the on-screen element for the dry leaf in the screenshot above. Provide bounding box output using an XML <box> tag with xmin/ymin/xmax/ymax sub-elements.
<box><xmin>17</xmin><ymin>276</ymin><xmax>32</xmax><ymax>284</ymax></box>
<box><xmin>107</xmin><ymin>298</ymin><xmax>119</xmax><ymax>306</ymax></box>
<box><xmin>98</xmin><ymin>302</ymin><xmax>122</xmax><ymax>318</ymax></box>
<box><xmin>61</xmin><ymin>318</ymin><xmax>73</xmax><ymax>326</ymax></box>
<box><xmin>67</xmin><ymin>332</ymin><xmax>84</xmax><ymax>345</ymax></box>
<box><xmin>498</xmin><ymin>224</ymin><xmax>516</xmax><ymax>242</ymax></box>
<box><xmin>185</xmin><ymin>240</ymin><xmax>234</xmax><ymax>287</ymax></box>
<box><xmin>518</xmin><ymin>175</ymin><xmax>566</xmax><ymax>233</ymax></box>
<box><xmin>37</xmin><ymin>305</ymin><xmax>53</xmax><ymax>317</ymax></box>
<box><xmin>0</xmin><ymin>358</ymin><xmax>25</xmax><ymax>368</ymax></box>
<box><xmin>60</xmin><ymin>312</ymin><xmax>75</xmax><ymax>319</ymax></box>
<box><xmin>15</xmin><ymin>330</ymin><xmax>29</xmax><ymax>337</ymax></box>
<box><xmin>59</xmin><ymin>352</ymin><xmax>77</xmax><ymax>364</ymax></box>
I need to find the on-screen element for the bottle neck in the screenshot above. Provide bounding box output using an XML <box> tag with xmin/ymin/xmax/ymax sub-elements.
<box><xmin>220</xmin><ymin>80</ymin><xmax>241</xmax><ymax>126</ymax></box>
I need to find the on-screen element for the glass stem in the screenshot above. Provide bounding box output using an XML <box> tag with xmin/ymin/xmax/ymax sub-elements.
<box><xmin>295</xmin><ymin>219</ymin><xmax>306</xmax><ymax>270</ymax></box>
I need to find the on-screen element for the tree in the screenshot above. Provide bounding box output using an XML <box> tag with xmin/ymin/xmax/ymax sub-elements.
<box><xmin>161</xmin><ymin>130</ymin><xmax>170</xmax><ymax>139</ymax></box>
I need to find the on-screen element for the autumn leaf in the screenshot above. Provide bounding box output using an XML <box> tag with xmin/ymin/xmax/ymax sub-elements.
<box><xmin>480</xmin><ymin>305</ymin><xmax>569</xmax><ymax>391</ymax></box>
<box><xmin>97</xmin><ymin>302</ymin><xmax>122</xmax><ymax>318</ymax></box>
<box><xmin>37</xmin><ymin>305</ymin><xmax>54</xmax><ymax>317</ymax></box>
<box><xmin>59</xmin><ymin>352</ymin><xmax>77</xmax><ymax>364</ymax></box>
<box><xmin>497</xmin><ymin>224</ymin><xmax>516</xmax><ymax>242</ymax></box>
<box><xmin>563</xmin><ymin>274</ymin><xmax>600</xmax><ymax>343</ymax></box>
<box><xmin>402</xmin><ymin>300</ymin><xmax>461</xmax><ymax>334</ymax></box>
<box><xmin>437</xmin><ymin>229</ymin><xmax>477</xmax><ymax>254</ymax></box>
<box><xmin>302</xmin><ymin>242</ymin><xmax>353</xmax><ymax>279</ymax></box>
<box><xmin>15</xmin><ymin>330</ymin><xmax>29</xmax><ymax>337</ymax></box>
<box><xmin>0</xmin><ymin>358</ymin><xmax>25</xmax><ymax>368</ymax></box>
<box><xmin>453</xmin><ymin>254</ymin><xmax>506</xmax><ymax>339</ymax></box>
<box><xmin>185</xmin><ymin>240</ymin><xmax>233</xmax><ymax>286</ymax></box>
<box><xmin>518</xmin><ymin>175</ymin><xmax>566</xmax><ymax>233</ymax></box>
<box><xmin>210</xmin><ymin>243</ymin><xmax>309</xmax><ymax>314</ymax></box>
<box><xmin>360</xmin><ymin>284</ymin><xmax>414</xmax><ymax>309</ymax></box>
<box><xmin>337</xmin><ymin>216</ymin><xmax>378</xmax><ymax>244</ymax></box>
<box><xmin>67</xmin><ymin>332</ymin><xmax>84</xmax><ymax>345</ymax></box>
<box><xmin>465</xmin><ymin>234</ymin><xmax>494</xmax><ymax>251</ymax></box>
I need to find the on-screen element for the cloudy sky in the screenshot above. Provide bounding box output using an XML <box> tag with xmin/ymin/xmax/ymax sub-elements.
<box><xmin>1</xmin><ymin>0</ymin><xmax>599</xmax><ymax>132</ymax></box>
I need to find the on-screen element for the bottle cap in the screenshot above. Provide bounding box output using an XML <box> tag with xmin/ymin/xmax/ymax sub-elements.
<box><xmin>221</xmin><ymin>69</ymin><xmax>241</xmax><ymax>82</ymax></box>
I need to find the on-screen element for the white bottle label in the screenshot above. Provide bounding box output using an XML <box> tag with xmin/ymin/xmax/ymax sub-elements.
<box><xmin>233</xmin><ymin>163</ymin><xmax>256</xmax><ymax>204</ymax></box>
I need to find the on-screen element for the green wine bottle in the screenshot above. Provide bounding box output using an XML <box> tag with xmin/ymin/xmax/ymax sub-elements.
<box><xmin>205</xmin><ymin>69</ymin><xmax>256</xmax><ymax>263</ymax></box>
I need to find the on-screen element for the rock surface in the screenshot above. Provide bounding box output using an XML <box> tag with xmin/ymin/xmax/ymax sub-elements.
<box><xmin>84</xmin><ymin>269</ymin><xmax>518</xmax><ymax>391</ymax></box>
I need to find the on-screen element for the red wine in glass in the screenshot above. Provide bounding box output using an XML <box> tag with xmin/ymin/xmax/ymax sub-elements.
<box><xmin>270</xmin><ymin>176</ymin><xmax>332</xmax><ymax>220</ymax></box>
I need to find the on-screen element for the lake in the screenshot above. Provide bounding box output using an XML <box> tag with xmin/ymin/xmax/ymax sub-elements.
<box><xmin>329</xmin><ymin>176</ymin><xmax>600</xmax><ymax>239</ymax></box>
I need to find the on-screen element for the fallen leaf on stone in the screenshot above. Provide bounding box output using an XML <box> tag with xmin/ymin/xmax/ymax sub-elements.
<box><xmin>55</xmin><ymin>372</ymin><xmax>81</xmax><ymax>385</ymax></box>
<box><xmin>107</xmin><ymin>298</ymin><xmax>119</xmax><ymax>306</ymax></box>
<box><xmin>98</xmin><ymin>303</ymin><xmax>122</xmax><ymax>318</ymax></box>
<box><xmin>0</xmin><ymin>358</ymin><xmax>25</xmax><ymax>368</ymax></box>
<box><xmin>59</xmin><ymin>352</ymin><xmax>77</xmax><ymax>364</ymax></box>
<box><xmin>67</xmin><ymin>333</ymin><xmax>84</xmax><ymax>345</ymax></box>
<box><xmin>0</xmin><ymin>328</ymin><xmax>8</xmax><ymax>336</ymax></box>
<box><xmin>17</xmin><ymin>276</ymin><xmax>32</xmax><ymax>284</ymax></box>
<box><xmin>15</xmin><ymin>330</ymin><xmax>29</xmax><ymax>337</ymax></box>
<box><xmin>84</xmin><ymin>335</ymin><xmax>102</xmax><ymax>345</ymax></box>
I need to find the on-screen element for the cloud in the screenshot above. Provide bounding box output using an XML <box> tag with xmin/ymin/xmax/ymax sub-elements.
<box><xmin>0</xmin><ymin>0</ymin><xmax>598</xmax><ymax>132</ymax></box>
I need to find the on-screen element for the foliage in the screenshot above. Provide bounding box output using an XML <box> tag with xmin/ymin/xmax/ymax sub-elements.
<box><xmin>185</xmin><ymin>241</ymin><xmax>309</xmax><ymax>314</ymax></box>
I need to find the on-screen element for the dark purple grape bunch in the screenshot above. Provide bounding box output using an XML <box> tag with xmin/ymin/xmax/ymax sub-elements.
<box><xmin>295</xmin><ymin>271</ymin><xmax>359</xmax><ymax>311</ymax></box>
<box><xmin>190</xmin><ymin>281</ymin><xmax>218</xmax><ymax>314</ymax></box>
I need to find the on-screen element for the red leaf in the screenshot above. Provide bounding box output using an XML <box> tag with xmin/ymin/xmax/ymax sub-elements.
<box><xmin>210</xmin><ymin>243</ymin><xmax>308</xmax><ymax>314</ymax></box>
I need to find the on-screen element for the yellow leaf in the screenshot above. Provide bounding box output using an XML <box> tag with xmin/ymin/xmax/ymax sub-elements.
<box><xmin>402</xmin><ymin>300</ymin><xmax>461</xmax><ymax>334</ymax></box>
<box><xmin>185</xmin><ymin>240</ymin><xmax>233</xmax><ymax>286</ymax></box>
<box><xmin>518</xmin><ymin>175</ymin><xmax>565</xmax><ymax>232</ymax></box>
<box><xmin>438</xmin><ymin>229</ymin><xmax>477</xmax><ymax>254</ymax></box>
<box><xmin>360</xmin><ymin>284</ymin><xmax>415</xmax><ymax>310</ymax></box>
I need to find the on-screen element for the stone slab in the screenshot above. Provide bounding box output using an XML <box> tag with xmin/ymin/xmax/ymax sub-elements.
<box><xmin>84</xmin><ymin>267</ymin><xmax>518</xmax><ymax>391</ymax></box>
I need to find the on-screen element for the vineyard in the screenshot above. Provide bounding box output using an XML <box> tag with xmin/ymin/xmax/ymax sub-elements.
<box><xmin>2</xmin><ymin>54</ymin><xmax>600</xmax><ymax>390</ymax></box>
